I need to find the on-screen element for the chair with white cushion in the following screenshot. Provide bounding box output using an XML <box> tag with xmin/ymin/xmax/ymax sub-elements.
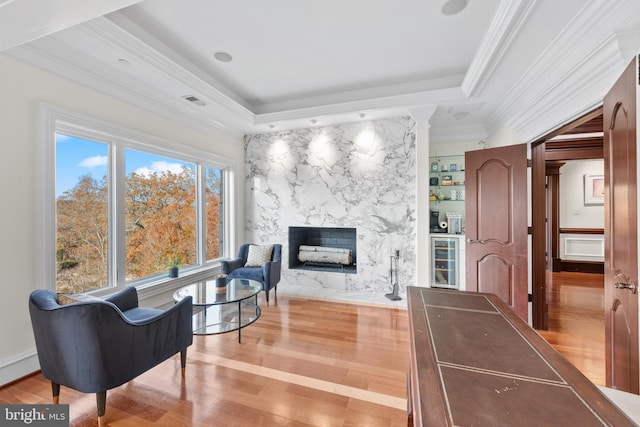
<box><xmin>221</xmin><ymin>243</ymin><xmax>282</xmax><ymax>304</ymax></box>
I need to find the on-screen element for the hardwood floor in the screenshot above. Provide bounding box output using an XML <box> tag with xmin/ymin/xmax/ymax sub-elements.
<box><xmin>538</xmin><ymin>271</ymin><xmax>606</xmax><ymax>386</ymax></box>
<box><xmin>0</xmin><ymin>295</ymin><xmax>410</xmax><ymax>426</ymax></box>
<box><xmin>0</xmin><ymin>276</ymin><xmax>607</xmax><ymax>425</ymax></box>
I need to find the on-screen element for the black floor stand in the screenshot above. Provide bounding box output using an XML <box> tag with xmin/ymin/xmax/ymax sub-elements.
<box><xmin>385</xmin><ymin>251</ymin><xmax>402</xmax><ymax>301</ymax></box>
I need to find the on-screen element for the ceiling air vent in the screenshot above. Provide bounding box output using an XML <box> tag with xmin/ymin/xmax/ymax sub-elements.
<box><xmin>182</xmin><ymin>95</ymin><xmax>206</xmax><ymax>107</ymax></box>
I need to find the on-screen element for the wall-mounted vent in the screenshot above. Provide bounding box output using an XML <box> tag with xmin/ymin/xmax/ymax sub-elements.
<box><xmin>182</xmin><ymin>95</ymin><xmax>206</xmax><ymax>107</ymax></box>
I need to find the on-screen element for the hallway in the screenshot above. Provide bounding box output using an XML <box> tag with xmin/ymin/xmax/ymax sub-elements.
<box><xmin>538</xmin><ymin>271</ymin><xmax>605</xmax><ymax>385</ymax></box>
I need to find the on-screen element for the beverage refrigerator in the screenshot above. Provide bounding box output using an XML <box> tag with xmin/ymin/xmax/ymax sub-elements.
<box><xmin>431</xmin><ymin>236</ymin><xmax>459</xmax><ymax>289</ymax></box>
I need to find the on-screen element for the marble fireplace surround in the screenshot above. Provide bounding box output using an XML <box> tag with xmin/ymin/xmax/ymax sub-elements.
<box><xmin>244</xmin><ymin>117</ymin><xmax>416</xmax><ymax>301</ymax></box>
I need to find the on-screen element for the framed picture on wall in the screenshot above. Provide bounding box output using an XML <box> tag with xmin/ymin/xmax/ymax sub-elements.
<box><xmin>584</xmin><ymin>174</ymin><xmax>604</xmax><ymax>205</ymax></box>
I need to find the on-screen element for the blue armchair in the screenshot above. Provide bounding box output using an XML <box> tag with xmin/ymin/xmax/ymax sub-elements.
<box><xmin>28</xmin><ymin>287</ymin><xmax>193</xmax><ymax>427</ymax></box>
<box><xmin>221</xmin><ymin>243</ymin><xmax>282</xmax><ymax>304</ymax></box>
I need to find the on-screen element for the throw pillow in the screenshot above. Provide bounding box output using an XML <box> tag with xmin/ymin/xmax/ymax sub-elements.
<box><xmin>245</xmin><ymin>245</ymin><xmax>274</xmax><ymax>267</ymax></box>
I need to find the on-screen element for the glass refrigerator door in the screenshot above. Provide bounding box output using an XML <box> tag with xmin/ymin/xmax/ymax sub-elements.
<box><xmin>431</xmin><ymin>237</ymin><xmax>459</xmax><ymax>289</ymax></box>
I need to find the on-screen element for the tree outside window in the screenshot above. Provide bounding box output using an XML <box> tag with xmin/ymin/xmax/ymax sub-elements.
<box><xmin>56</xmin><ymin>135</ymin><xmax>108</xmax><ymax>293</ymax></box>
<box><xmin>55</xmin><ymin>133</ymin><xmax>226</xmax><ymax>293</ymax></box>
<box><xmin>124</xmin><ymin>149</ymin><xmax>197</xmax><ymax>280</ymax></box>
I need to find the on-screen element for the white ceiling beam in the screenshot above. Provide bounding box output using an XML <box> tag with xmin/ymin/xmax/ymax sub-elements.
<box><xmin>0</xmin><ymin>0</ymin><xmax>142</xmax><ymax>51</ymax></box>
<box><xmin>253</xmin><ymin>87</ymin><xmax>466</xmax><ymax>125</ymax></box>
<box><xmin>462</xmin><ymin>0</ymin><xmax>536</xmax><ymax>97</ymax></box>
<box><xmin>486</xmin><ymin>0</ymin><xmax>640</xmax><ymax>140</ymax></box>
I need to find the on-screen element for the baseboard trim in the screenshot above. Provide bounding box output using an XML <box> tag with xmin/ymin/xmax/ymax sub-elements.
<box><xmin>560</xmin><ymin>260</ymin><xmax>604</xmax><ymax>274</ymax></box>
<box><xmin>0</xmin><ymin>350</ymin><xmax>40</xmax><ymax>388</ymax></box>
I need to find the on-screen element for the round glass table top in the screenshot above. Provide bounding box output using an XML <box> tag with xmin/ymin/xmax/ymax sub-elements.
<box><xmin>173</xmin><ymin>278</ymin><xmax>262</xmax><ymax>305</ymax></box>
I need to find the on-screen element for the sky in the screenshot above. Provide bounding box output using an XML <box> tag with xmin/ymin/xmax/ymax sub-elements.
<box><xmin>55</xmin><ymin>133</ymin><xmax>192</xmax><ymax>197</ymax></box>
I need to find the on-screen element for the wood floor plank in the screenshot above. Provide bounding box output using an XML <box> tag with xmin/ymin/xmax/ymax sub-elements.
<box><xmin>1</xmin><ymin>294</ymin><xmax>409</xmax><ymax>426</ymax></box>
<box><xmin>538</xmin><ymin>271</ymin><xmax>605</xmax><ymax>386</ymax></box>
<box><xmin>2</xmin><ymin>280</ymin><xmax>606</xmax><ymax>426</ymax></box>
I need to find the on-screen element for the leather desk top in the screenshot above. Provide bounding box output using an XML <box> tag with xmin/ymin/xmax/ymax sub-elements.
<box><xmin>407</xmin><ymin>287</ymin><xmax>636</xmax><ymax>426</ymax></box>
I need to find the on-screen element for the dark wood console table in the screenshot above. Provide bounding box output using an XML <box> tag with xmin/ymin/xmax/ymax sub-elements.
<box><xmin>407</xmin><ymin>286</ymin><xmax>635</xmax><ymax>426</ymax></box>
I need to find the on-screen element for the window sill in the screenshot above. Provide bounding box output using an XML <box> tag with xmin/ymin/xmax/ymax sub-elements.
<box><xmin>87</xmin><ymin>264</ymin><xmax>224</xmax><ymax>307</ymax></box>
<box><xmin>135</xmin><ymin>265</ymin><xmax>223</xmax><ymax>305</ymax></box>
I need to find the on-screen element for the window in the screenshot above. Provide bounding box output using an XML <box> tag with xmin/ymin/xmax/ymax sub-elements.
<box><xmin>124</xmin><ymin>149</ymin><xmax>197</xmax><ymax>281</ymax></box>
<box><xmin>205</xmin><ymin>166</ymin><xmax>224</xmax><ymax>260</ymax></box>
<box><xmin>55</xmin><ymin>135</ymin><xmax>109</xmax><ymax>293</ymax></box>
<box><xmin>43</xmin><ymin>105</ymin><xmax>234</xmax><ymax>293</ymax></box>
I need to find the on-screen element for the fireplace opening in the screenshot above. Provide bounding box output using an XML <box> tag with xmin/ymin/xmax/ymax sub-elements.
<box><xmin>288</xmin><ymin>226</ymin><xmax>357</xmax><ymax>274</ymax></box>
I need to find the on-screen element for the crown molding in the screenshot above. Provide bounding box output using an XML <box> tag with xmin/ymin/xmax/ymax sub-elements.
<box><xmin>462</xmin><ymin>0</ymin><xmax>536</xmax><ymax>97</ymax></box>
<box><xmin>19</xmin><ymin>2</ymin><xmax>634</xmax><ymax>144</ymax></box>
<box><xmin>8</xmin><ymin>14</ymin><xmax>479</xmax><ymax>139</ymax></box>
<box><xmin>485</xmin><ymin>0</ymin><xmax>640</xmax><ymax>140</ymax></box>
<box><xmin>253</xmin><ymin>73</ymin><xmax>466</xmax><ymax>115</ymax></box>
<box><xmin>253</xmin><ymin>87</ymin><xmax>466</xmax><ymax>125</ymax></box>
<box><xmin>249</xmin><ymin>110</ymin><xmax>412</xmax><ymax>134</ymax></box>
<box><xmin>82</xmin><ymin>17</ymin><xmax>256</xmax><ymax>125</ymax></box>
<box><xmin>615</xmin><ymin>26</ymin><xmax>640</xmax><ymax>61</ymax></box>
<box><xmin>506</xmin><ymin>35</ymin><xmax>622</xmax><ymax>142</ymax></box>
<box><xmin>0</xmin><ymin>0</ymin><xmax>142</xmax><ymax>51</ymax></box>
<box><xmin>9</xmin><ymin>41</ymin><xmax>247</xmax><ymax>140</ymax></box>
<box><xmin>408</xmin><ymin>106</ymin><xmax>438</xmax><ymax>126</ymax></box>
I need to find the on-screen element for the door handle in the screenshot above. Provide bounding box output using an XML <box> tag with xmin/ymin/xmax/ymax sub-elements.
<box><xmin>467</xmin><ymin>239</ymin><xmax>478</xmax><ymax>243</ymax></box>
<box><xmin>614</xmin><ymin>282</ymin><xmax>637</xmax><ymax>293</ymax></box>
<box><xmin>614</xmin><ymin>271</ymin><xmax>637</xmax><ymax>294</ymax></box>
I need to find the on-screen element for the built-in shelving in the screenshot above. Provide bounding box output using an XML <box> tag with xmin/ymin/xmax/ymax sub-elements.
<box><xmin>429</xmin><ymin>154</ymin><xmax>465</xmax><ymax>204</ymax></box>
<box><xmin>429</xmin><ymin>155</ymin><xmax>465</xmax><ymax>235</ymax></box>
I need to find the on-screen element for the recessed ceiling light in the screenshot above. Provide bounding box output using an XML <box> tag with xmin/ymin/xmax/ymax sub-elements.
<box><xmin>214</xmin><ymin>51</ymin><xmax>233</xmax><ymax>62</ymax></box>
<box><xmin>359</xmin><ymin>113</ymin><xmax>366</xmax><ymax>119</ymax></box>
<box><xmin>118</xmin><ymin>58</ymin><xmax>130</xmax><ymax>65</ymax></box>
<box><xmin>441</xmin><ymin>0</ymin><xmax>468</xmax><ymax>15</ymax></box>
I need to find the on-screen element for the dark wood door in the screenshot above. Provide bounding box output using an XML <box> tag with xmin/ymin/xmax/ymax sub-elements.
<box><xmin>465</xmin><ymin>144</ymin><xmax>528</xmax><ymax>320</ymax></box>
<box><xmin>604</xmin><ymin>55</ymin><xmax>639</xmax><ymax>393</ymax></box>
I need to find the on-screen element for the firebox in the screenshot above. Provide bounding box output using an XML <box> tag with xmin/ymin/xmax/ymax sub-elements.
<box><xmin>288</xmin><ymin>226</ymin><xmax>357</xmax><ymax>274</ymax></box>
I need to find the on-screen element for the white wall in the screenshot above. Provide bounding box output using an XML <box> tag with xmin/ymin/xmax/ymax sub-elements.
<box><xmin>559</xmin><ymin>159</ymin><xmax>605</xmax><ymax>228</ymax></box>
<box><xmin>429</xmin><ymin>140</ymin><xmax>479</xmax><ymax>157</ymax></box>
<box><xmin>485</xmin><ymin>127</ymin><xmax>525</xmax><ymax>149</ymax></box>
<box><xmin>0</xmin><ymin>53</ymin><xmax>244</xmax><ymax>385</ymax></box>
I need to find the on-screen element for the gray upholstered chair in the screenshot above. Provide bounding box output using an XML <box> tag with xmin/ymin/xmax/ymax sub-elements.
<box><xmin>221</xmin><ymin>243</ymin><xmax>282</xmax><ymax>304</ymax></box>
<box><xmin>28</xmin><ymin>287</ymin><xmax>193</xmax><ymax>427</ymax></box>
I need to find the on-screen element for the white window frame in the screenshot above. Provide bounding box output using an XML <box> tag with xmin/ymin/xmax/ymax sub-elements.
<box><xmin>39</xmin><ymin>103</ymin><xmax>236</xmax><ymax>295</ymax></box>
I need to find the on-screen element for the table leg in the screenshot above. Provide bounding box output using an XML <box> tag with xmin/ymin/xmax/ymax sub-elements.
<box><xmin>202</xmin><ymin>304</ymin><xmax>210</xmax><ymax>335</ymax></box>
<box><xmin>238</xmin><ymin>300</ymin><xmax>242</xmax><ymax>343</ymax></box>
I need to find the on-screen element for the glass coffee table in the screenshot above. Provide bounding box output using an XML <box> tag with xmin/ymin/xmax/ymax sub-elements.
<box><xmin>173</xmin><ymin>278</ymin><xmax>262</xmax><ymax>342</ymax></box>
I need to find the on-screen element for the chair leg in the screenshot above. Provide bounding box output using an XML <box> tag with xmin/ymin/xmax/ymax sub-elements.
<box><xmin>265</xmin><ymin>289</ymin><xmax>270</xmax><ymax>305</ymax></box>
<box><xmin>51</xmin><ymin>382</ymin><xmax>60</xmax><ymax>404</ymax></box>
<box><xmin>96</xmin><ymin>391</ymin><xmax>106</xmax><ymax>427</ymax></box>
<box><xmin>180</xmin><ymin>348</ymin><xmax>187</xmax><ymax>377</ymax></box>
